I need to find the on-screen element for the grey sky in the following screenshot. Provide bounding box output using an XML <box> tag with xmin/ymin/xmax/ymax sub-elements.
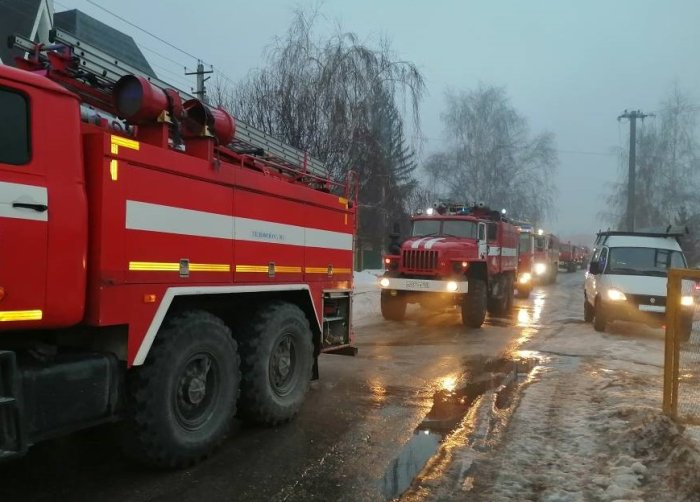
<box><xmin>60</xmin><ymin>0</ymin><xmax>700</xmax><ymax>238</ymax></box>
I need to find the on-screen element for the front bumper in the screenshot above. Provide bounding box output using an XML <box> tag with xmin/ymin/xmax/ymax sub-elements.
<box><xmin>603</xmin><ymin>299</ymin><xmax>693</xmax><ymax>326</ymax></box>
<box><xmin>379</xmin><ymin>277</ymin><xmax>469</xmax><ymax>293</ymax></box>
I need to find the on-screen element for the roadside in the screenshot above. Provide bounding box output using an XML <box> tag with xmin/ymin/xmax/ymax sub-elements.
<box><xmin>356</xmin><ymin>270</ymin><xmax>700</xmax><ymax>501</ymax></box>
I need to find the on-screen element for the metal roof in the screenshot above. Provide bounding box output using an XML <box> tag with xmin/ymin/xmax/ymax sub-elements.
<box><xmin>0</xmin><ymin>0</ymin><xmax>42</xmax><ymax>64</ymax></box>
<box><xmin>54</xmin><ymin>9</ymin><xmax>155</xmax><ymax>78</ymax></box>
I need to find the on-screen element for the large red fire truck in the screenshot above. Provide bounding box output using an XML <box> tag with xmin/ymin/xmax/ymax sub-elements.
<box><xmin>532</xmin><ymin>230</ymin><xmax>560</xmax><ymax>284</ymax></box>
<box><xmin>0</xmin><ymin>30</ymin><xmax>356</xmax><ymax>466</ymax></box>
<box><xmin>379</xmin><ymin>203</ymin><xmax>518</xmax><ymax>327</ymax></box>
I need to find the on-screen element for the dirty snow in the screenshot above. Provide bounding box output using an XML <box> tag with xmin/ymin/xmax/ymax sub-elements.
<box><xmin>352</xmin><ymin>270</ymin><xmax>700</xmax><ymax>501</ymax></box>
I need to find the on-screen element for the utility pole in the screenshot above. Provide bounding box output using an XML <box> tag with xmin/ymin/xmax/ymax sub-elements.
<box><xmin>617</xmin><ymin>109</ymin><xmax>653</xmax><ymax>231</ymax></box>
<box><xmin>185</xmin><ymin>60</ymin><xmax>213</xmax><ymax>104</ymax></box>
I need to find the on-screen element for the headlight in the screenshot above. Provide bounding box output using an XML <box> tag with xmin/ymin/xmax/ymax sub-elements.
<box><xmin>519</xmin><ymin>272</ymin><xmax>532</xmax><ymax>284</ymax></box>
<box><xmin>446</xmin><ymin>281</ymin><xmax>458</xmax><ymax>292</ymax></box>
<box><xmin>534</xmin><ymin>263</ymin><xmax>547</xmax><ymax>275</ymax></box>
<box><xmin>681</xmin><ymin>295</ymin><xmax>694</xmax><ymax>306</ymax></box>
<box><xmin>379</xmin><ymin>278</ymin><xmax>390</xmax><ymax>288</ymax></box>
<box><xmin>607</xmin><ymin>288</ymin><xmax>627</xmax><ymax>301</ymax></box>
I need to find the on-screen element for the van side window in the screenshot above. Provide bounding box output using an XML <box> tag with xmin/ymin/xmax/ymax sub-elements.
<box><xmin>599</xmin><ymin>248</ymin><xmax>609</xmax><ymax>272</ymax></box>
<box><xmin>0</xmin><ymin>88</ymin><xmax>30</xmax><ymax>165</ymax></box>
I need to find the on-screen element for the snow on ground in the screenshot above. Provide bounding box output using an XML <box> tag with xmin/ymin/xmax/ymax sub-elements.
<box><xmin>460</xmin><ymin>321</ymin><xmax>700</xmax><ymax>501</ymax></box>
<box><xmin>353</xmin><ymin>269</ymin><xmax>383</xmax><ymax>324</ymax></box>
<box><xmin>350</xmin><ymin>270</ymin><xmax>700</xmax><ymax>501</ymax></box>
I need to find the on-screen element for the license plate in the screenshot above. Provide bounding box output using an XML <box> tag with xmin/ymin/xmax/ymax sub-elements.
<box><xmin>405</xmin><ymin>280</ymin><xmax>430</xmax><ymax>289</ymax></box>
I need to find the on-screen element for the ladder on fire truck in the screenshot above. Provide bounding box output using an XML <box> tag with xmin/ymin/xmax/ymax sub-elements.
<box><xmin>10</xmin><ymin>28</ymin><xmax>328</xmax><ymax>178</ymax></box>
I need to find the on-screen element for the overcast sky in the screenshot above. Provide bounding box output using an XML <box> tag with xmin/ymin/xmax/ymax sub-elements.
<box><xmin>58</xmin><ymin>0</ymin><xmax>700</xmax><ymax>239</ymax></box>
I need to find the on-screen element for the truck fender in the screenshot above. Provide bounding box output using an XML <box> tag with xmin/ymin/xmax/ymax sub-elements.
<box><xmin>132</xmin><ymin>284</ymin><xmax>321</xmax><ymax>366</ymax></box>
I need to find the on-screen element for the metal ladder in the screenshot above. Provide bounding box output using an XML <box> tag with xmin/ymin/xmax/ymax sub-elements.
<box><xmin>11</xmin><ymin>28</ymin><xmax>328</xmax><ymax>178</ymax></box>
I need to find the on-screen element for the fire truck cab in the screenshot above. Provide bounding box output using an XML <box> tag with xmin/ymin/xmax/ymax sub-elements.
<box><xmin>379</xmin><ymin>203</ymin><xmax>518</xmax><ymax>327</ymax></box>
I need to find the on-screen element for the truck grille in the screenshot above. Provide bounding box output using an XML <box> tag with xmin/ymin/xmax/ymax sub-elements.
<box><xmin>402</xmin><ymin>250</ymin><xmax>437</xmax><ymax>271</ymax></box>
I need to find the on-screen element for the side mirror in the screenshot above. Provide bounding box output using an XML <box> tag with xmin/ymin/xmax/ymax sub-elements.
<box><xmin>589</xmin><ymin>261</ymin><xmax>600</xmax><ymax>275</ymax></box>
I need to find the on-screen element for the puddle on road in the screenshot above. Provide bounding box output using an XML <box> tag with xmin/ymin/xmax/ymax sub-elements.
<box><xmin>379</xmin><ymin>356</ymin><xmax>540</xmax><ymax>500</ymax></box>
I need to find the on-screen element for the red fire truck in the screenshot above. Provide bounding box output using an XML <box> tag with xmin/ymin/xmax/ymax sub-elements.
<box><xmin>379</xmin><ymin>203</ymin><xmax>518</xmax><ymax>327</ymax></box>
<box><xmin>0</xmin><ymin>30</ymin><xmax>356</xmax><ymax>466</ymax></box>
<box><xmin>515</xmin><ymin>224</ymin><xmax>535</xmax><ymax>298</ymax></box>
<box><xmin>559</xmin><ymin>242</ymin><xmax>579</xmax><ymax>272</ymax></box>
<box><xmin>532</xmin><ymin>230</ymin><xmax>560</xmax><ymax>284</ymax></box>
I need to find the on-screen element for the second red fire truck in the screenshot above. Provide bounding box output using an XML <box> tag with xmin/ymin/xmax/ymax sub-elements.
<box><xmin>379</xmin><ymin>203</ymin><xmax>519</xmax><ymax>327</ymax></box>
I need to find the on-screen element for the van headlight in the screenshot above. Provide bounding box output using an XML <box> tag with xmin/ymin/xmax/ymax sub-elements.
<box><xmin>534</xmin><ymin>263</ymin><xmax>547</xmax><ymax>275</ymax></box>
<box><xmin>681</xmin><ymin>295</ymin><xmax>694</xmax><ymax>307</ymax></box>
<box><xmin>607</xmin><ymin>288</ymin><xmax>627</xmax><ymax>301</ymax></box>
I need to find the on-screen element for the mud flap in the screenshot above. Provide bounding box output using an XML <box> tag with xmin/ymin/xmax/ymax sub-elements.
<box><xmin>0</xmin><ymin>351</ymin><xmax>27</xmax><ymax>458</ymax></box>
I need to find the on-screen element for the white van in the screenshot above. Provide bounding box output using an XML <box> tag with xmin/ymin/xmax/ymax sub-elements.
<box><xmin>583</xmin><ymin>230</ymin><xmax>694</xmax><ymax>338</ymax></box>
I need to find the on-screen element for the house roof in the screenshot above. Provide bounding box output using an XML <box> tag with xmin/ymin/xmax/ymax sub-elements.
<box><xmin>54</xmin><ymin>9</ymin><xmax>156</xmax><ymax>77</ymax></box>
<box><xmin>0</xmin><ymin>0</ymin><xmax>42</xmax><ymax>64</ymax></box>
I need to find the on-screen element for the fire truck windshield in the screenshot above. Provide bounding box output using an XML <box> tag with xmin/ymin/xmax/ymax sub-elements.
<box><xmin>411</xmin><ymin>219</ymin><xmax>477</xmax><ymax>238</ymax></box>
<box><xmin>519</xmin><ymin>233</ymin><xmax>532</xmax><ymax>252</ymax></box>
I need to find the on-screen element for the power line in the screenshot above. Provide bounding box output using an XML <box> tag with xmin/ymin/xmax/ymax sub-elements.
<box><xmin>86</xmin><ymin>0</ymin><xmax>200</xmax><ymax>62</ymax></box>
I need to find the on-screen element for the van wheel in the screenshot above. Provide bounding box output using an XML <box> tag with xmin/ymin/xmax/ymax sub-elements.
<box><xmin>593</xmin><ymin>298</ymin><xmax>607</xmax><ymax>332</ymax></box>
<box><xmin>584</xmin><ymin>298</ymin><xmax>594</xmax><ymax>323</ymax></box>
<box><xmin>680</xmin><ymin>316</ymin><xmax>693</xmax><ymax>342</ymax></box>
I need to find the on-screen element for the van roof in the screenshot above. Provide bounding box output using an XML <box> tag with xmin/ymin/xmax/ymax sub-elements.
<box><xmin>602</xmin><ymin>235</ymin><xmax>683</xmax><ymax>251</ymax></box>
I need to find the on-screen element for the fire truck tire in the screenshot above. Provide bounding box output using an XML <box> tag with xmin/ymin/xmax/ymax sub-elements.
<box><xmin>516</xmin><ymin>286</ymin><xmax>531</xmax><ymax>299</ymax></box>
<box><xmin>593</xmin><ymin>298</ymin><xmax>607</xmax><ymax>332</ymax></box>
<box><xmin>462</xmin><ymin>279</ymin><xmax>487</xmax><ymax>328</ymax></box>
<box><xmin>122</xmin><ymin>311</ymin><xmax>240</xmax><ymax>468</ymax></box>
<box><xmin>381</xmin><ymin>291</ymin><xmax>407</xmax><ymax>321</ymax></box>
<box><xmin>237</xmin><ymin>302</ymin><xmax>314</xmax><ymax>426</ymax></box>
<box><xmin>487</xmin><ymin>282</ymin><xmax>512</xmax><ymax>316</ymax></box>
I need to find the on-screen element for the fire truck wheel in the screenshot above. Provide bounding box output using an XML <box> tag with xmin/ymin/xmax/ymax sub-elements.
<box><xmin>381</xmin><ymin>291</ymin><xmax>407</xmax><ymax>321</ymax></box>
<box><xmin>237</xmin><ymin>302</ymin><xmax>314</xmax><ymax>426</ymax></box>
<box><xmin>123</xmin><ymin>311</ymin><xmax>240</xmax><ymax>468</ymax></box>
<box><xmin>462</xmin><ymin>278</ymin><xmax>487</xmax><ymax>328</ymax></box>
<box><xmin>593</xmin><ymin>298</ymin><xmax>607</xmax><ymax>332</ymax></box>
<box><xmin>516</xmin><ymin>286</ymin><xmax>531</xmax><ymax>299</ymax></box>
<box><xmin>488</xmin><ymin>277</ymin><xmax>514</xmax><ymax>316</ymax></box>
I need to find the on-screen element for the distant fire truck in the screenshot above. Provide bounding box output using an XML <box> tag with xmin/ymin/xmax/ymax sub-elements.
<box><xmin>0</xmin><ymin>30</ymin><xmax>356</xmax><ymax>467</ymax></box>
<box><xmin>379</xmin><ymin>203</ymin><xmax>518</xmax><ymax>327</ymax></box>
<box><xmin>515</xmin><ymin>224</ymin><xmax>535</xmax><ymax>298</ymax></box>
<box><xmin>533</xmin><ymin>230</ymin><xmax>560</xmax><ymax>284</ymax></box>
<box><xmin>559</xmin><ymin>242</ymin><xmax>580</xmax><ymax>272</ymax></box>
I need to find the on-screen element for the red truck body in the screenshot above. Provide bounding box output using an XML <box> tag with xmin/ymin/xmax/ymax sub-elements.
<box><xmin>380</xmin><ymin>204</ymin><xmax>518</xmax><ymax>327</ymax></box>
<box><xmin>0</xmin><ymin>37</ymin><xmax>356</xmax><ymax>465</ymax></box>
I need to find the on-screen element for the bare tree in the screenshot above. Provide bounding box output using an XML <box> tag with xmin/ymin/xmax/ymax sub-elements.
<box><xmin>218</xmin><ymin>8</ymin><xmax>425</xmax><ymax>255</ymax></box>
<box><xmin>424</xmin><ymin>85</ymin><xmax>558</xmax><ymax>225</ymax></box>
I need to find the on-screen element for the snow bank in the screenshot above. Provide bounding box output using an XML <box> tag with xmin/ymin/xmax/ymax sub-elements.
<box><xmin>353</xmin><ymin>269</ymin><xmax>382</xmax><ymax>323</ymax></box>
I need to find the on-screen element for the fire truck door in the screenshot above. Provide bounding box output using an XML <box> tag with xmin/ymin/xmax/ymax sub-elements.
<box><xmin>477</xmin><ymin>222</ymin><xmax>488</xmax><ymax>260</ymax></box>
<box><xmin>0</xmin><ymin>87</ymin><xmax>48</xmax><ymax>318</ymax></box>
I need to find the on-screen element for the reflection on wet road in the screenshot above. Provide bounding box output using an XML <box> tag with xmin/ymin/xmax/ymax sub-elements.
<box><xmin>0</xmin><ymin>273</ymin><xmax>585</xmax><ymax>502</ymax></box>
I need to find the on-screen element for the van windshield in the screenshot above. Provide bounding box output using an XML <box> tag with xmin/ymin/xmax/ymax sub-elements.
<box><xmin>605</xmin><ymin>247</ymin><xmax>687</xmax><ymax>276</ymax></box>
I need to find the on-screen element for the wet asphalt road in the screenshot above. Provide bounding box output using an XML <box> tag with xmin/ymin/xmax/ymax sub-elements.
<box><xmin>0</xmin><ymin>273</ymin><xmax>584</xmax><ymax>502</ymax></box>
